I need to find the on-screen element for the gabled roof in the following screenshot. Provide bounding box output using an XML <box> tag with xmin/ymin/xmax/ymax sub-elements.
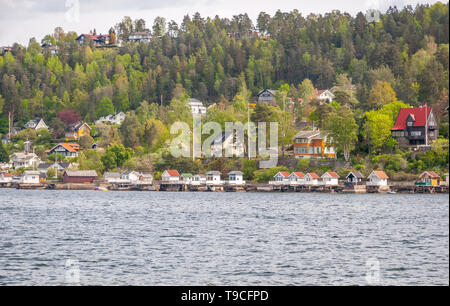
<box><xmin>257</xmin><ymin>89</ymin><xmax>277</xmax><ymax>97</ymax></box>
<box><xmin>420</xmin><ymin>171</ymin><xmax>440</xmax><ymax>179</ymax></box>
<box><xmin>289</xmin><ymin>172</ymin><xmax>305</xmax><ymax>178</ymax></box>
<box><xmin>1</xmin><ymin>173</ymin><xmax>12</xmax><ymax>177</ymax></box>
<box><xmin>66</xmin><ymin>122</ymin><xmax>91</xmax><ymax>132</ymax></box>
<box><xmin>206</xmin><ymin>171</ymin><xmax>221</xmax><ymax>175</ymax></box>
<box><xmin>229</xmin><ymin>171</ymin><xmax>243</xmax><ymax>175</ymax></box>
<box><xmin>275</xmin><ymin>171</ymin><xmax>290</xmax><ymax>178</ymax></box>
<box><xmin>322</xmin><ymin>171</ymin><xmax>339</xmax><ymax>178</ymax></box>
<box><xmin>307</xmin><ymin>173</ymin><xmax>320</xmax><ymax>179</ymax></box>
<box><xmin>294</xmin><ymin>130</ymin><xmax>321</xmax><ymax>139</ymax></box>
<box><xmin>392</xmin><ymin>106</ymin><xmax>432</xmax><ymax>131</ymax></box>
<box><xmin>181</xmin><ymin>173</ymin><xmax>193</xmax><ymax>178</ymax></box>
<box><xmin>164</xmin><ymin>170</ymin><xmax>180</xmax><ymax>177</ymax></box>
<box><xmin>346</xmin><ymin>171</ymin><xmax>364</xmax><ymax>179</ymax></box>
<box><xmin>370</xmin><ymin>171</ymin><xmax>389</xmax><ymax>179</ymax></box>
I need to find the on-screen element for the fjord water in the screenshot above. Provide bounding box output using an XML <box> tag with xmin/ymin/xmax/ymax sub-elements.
<box><xmin>0</xmin><ymin>189</ymin><xmax>448</xmax><ymax>286</ymax></box>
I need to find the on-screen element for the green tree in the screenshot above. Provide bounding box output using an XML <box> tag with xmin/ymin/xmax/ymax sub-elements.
<box><xmin>323</xmin><ymin>106</ymin><xmax>358</xmax><ymax>161</ymax></box>
<box><xmin>96</xmin><ymin>97</ymin><xmax>115</xmax><ymax>119</ymax></box>
<box><xmin>0</xmin><ymin>143</ymin><xmax>8</xmax><ymax>162</ymax></box>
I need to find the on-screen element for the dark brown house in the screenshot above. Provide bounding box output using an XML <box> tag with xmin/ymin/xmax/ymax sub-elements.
<box><xmin>63</xmin><ymin>170</ymin><xmax>98</xmax><ymax>184</ymax></box>
<box><xmin>391</xmin><ymin>106</ymin><xmax>438</xmax><ymax>148</ymax></box>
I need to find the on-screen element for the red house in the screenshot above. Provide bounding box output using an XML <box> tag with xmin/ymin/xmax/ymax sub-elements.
<box><xmin>63</xmin><ymin>170</ymin><xmax>98</xmax><ymax>184</ymax></box>
<box><xmin>391</xmin><ymin>106</ymin><xmax>438</xmax><ymax>147</ymax></box>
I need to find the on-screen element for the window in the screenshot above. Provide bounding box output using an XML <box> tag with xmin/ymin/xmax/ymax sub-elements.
<box><xmin>407</xmin><ymin>121</ymin><xmax>413</xmax><ymax>127</ymax></box>
<box><xmin>410</xmin><ymin>131</ymin><xmax>421</xmax><ymax>136</ymax></box>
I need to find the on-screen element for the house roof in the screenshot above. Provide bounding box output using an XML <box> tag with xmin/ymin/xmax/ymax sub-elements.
<box><xmin>182</xmin><ymin>173</ymin><xmax>193</xmax><ymax>178</ymax></box>
<box><xmin>294</xmin><ymin>130</ymin><xmax>321</xmax><ymax>139</ymax></box>
<box><xmin>104</xmin><ymin>172</ymin><xmax>121</xmax><ymax>178</ymax></box>
<box><xmin>66</xmin><ymin>122</ymin><xmax>91</xmax><ymax>132</ymax></box>
<box><xmin>307</xmin><ymin>173</ymin><xmax>320</xmax><ymax>179</ymax></box>
<box><xmin>275</xmin><ymin>171</ymin><xmax>290</xmax><ymax>178</ymax></box>
<box><xmin>392</xmin><ymin>106</ymin><xmax>432</xmax><ymax>131</ymax></box>
<box><xmin>23</xmin><ymin>171</ymin><xmax>40</xmax><ymax>176</ymax></box>
<box><xmin>1</xmin><ymin>173</ymin><xmax>12</xmax><ymax>177</ymax></box>
<box><xmin>229</xmin><ymin>171</ymin><xmax>243</xmax><ymax>175</ymax></box>
<box><xmin>165</xmin><ymin>170</ymin><xmax>180</xmax><ymax>177</ymax></box>
<box><xmin>50</xmin><ymin>143</ymin><xmax>81</xmax><ymax>153</ymax></box>
<box><xmin>257</xmin><ymin>89</ymin><xmax>277</xmax><ymax>97</ymax></box>
<box><xmin>64</xmin><ymin>170</ymin><xmax>97</xmax><ymax>177</ymax></box>
<box><xmin>420</xmin><ymin>171</ymin><xmax>440</xmax><ymax>179</ymax></box>
<box><xmin>206</xmin><ymin>171</ymin><xmax>221</xmax><ymax>175</ymax></box>
<box><xmin>346</xmin><ymin>171</ymin><xmax>364</xmax><ymax>179</ymax></box>
<box><xmin>371</xmin><ymin>171</ymin><xmax>389</xmax><ymax>179</ymax></box>
<box><xmin>322</xmin><ymin>171</ymin><xmax>339</xmax><ymax>178</ymax></box>
<box><xmin>290</xmin><ymin>172</ymin><xmax>305</xmax><ymax>178</ymax></box>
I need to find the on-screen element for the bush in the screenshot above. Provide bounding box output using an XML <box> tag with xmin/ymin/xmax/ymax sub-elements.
<box><xmin>297</xmin><ymin>159</ymin><xmax>311</xmax><ymax>172</ymax></box>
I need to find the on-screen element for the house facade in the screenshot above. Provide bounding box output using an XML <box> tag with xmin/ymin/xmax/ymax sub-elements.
<box><xmin>288</xmin><ymin>172</ymin><xmax>306</xmax><ymax>185</ymax></box>
<box><xmin>293</xmin><ymin>130</ymin><xmax>335</xmax><ymax>159</ymax></box>
<box><xmin>20</xmin><ymin>171</ymin><xmax>40</xmax><ymax>184</ymax></box>
<box><xmin>418</xmin><ymin>171</ymin><xmax>440</xmax><ymax>186</ymax></box>
<box><xmin>192</xmin><ymin>174</ymin><xmax>207</xmax><ymax>185</ymax></box>
<box><xmin>346</xmin><ymin>171</ymin><xmax>364</xmax><ymax>185</ymax></box>
<box><xmin>65</xmin><ymin>122</ymin><xmax>91</xmax><ymax>140</ymax></box>
<box><xmin>76</xmin><ymin>34</ymin><xmax>110</xmax><ymax>46</ymax></box>
<box><xmin>10</xmin><ymin>152</ymin><xmax>41</xmax><ymax>169</ymax></box>
<box><xmin>63</xmin><ymin>170</ymin><xmax>98</xmax><ymax>184</ymax></box>
<box><xmin>188</xmin><ymin>98</ymin><xmax>207</xmax><ymax>115</ymax></box>
<box><xmin>0</xmin><ymin>173</ymin><xmax>13</xmax><ymax>183</ymax></box>
<box><xmin>47</xmin><ymin>143</ymin><xmax>81</xmax><ymax>158</ymax></box>
<box><xmin>321</xmin><ymin>171</ymin><xmax>339</xmax><ymax>186</ymax></box>
<box><xmin>366</xmin><ymin>171</ymin><xmax>389</xmax><ymax>186</ymax></box>
<box><xmin>228</xmin><ymin>171</ymin><xmax>245</xmax><ymax>185</ymax></box>
<box><xmin>24</xmin><ymin>118</ymin><xmax>48</xmax><ymax>130</ymax></box>
<box><xmin>129</xmin><ymin>32</ymin><xmax>152</xmax><ymax>43</ymax></box>
<box><xmin>315</xmin><ymin>89</ymin><xmax>335</xmax><ymax>103</ymax></box>
<box><xmin>162</xmin><ymin>170</ymin><xmax>180</xmax><ymax>182</ymax></box>
<box><xmin>256</xmin><ymin>89</ymin><xmax>277</xmax><ymax>105</ymax></box>
<box><xmin>206</xmin><ymin>171</ymin><xmax>222</xmax><ymax>185</ymax></box>
<box><xmin>304</xmin><ymin>173</ymin><xmax>320</xmax><ymax>185</ymax></box>
<box><xmin>391</xmin><ymin>106</ymin><xmax>439</xmax><ymax>147</ymax></box>
<box><xmin>270</xmin><ymin>171</ymin><xmax>290</xmax><ymax>185</ymax></box>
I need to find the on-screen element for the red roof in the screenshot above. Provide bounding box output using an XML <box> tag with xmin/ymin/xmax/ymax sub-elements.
<box><xmin>1</xmin><ymin>173</ymin><xmax>12</xmax><ymax>177</ymax></box>
<box><xmin>51</xmin><ymin>143</ymin><xmax>81</xmax><ymax>153</ymax></box>
<box><xmin>392</xmin><ymin>106</ymin><xmax>432</xmax><ymax>131</ymax></box>
<box><xmin>420</xmin><ymin>171</ymin><xmax>440</xmax><ymax>179</ymax></box>
<box><xmin>325</xmin><ymin>171</ymin><xmax>339</xmax><ymax>178</ymax></box>
<box><xmin>276</xmin><ymin>171</ymin><xmax>290</xmax><ymax>178</ymax></box>
<box><xmin>165</xmin><ymin>170</ymin><xmax>180</xmax><ymax>177</ymax></box>
<box><xmin>291</xmin><ymin>172</ymin><xmax>305</xmax><ymax>178</ymax></box>
<box><xmin>308</xmin><ymin>173</ymin><xmax>320</xmax><ymax>179</ymax></box>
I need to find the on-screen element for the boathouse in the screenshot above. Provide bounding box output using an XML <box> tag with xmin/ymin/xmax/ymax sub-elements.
<box><xmin>192</xmin><ymin>174</ymin><xmax>206</xmax><ymax>185</ymax></box>
<box><xmin>206</xmin><ymin>171</ymin><xmax>223</xmax><ymax>185</ymax></box>
<box><xmin>288</xmin><ymin>172</ymin><xmax>306</xmax><ymax>185</ymax></box>
<box><xmin>366</xmin><ymin>171</ymin><xmax>389</xmax><ymax>186</ymax></box>
<box><xmin>162</xmin><ymin>170</ymin><xmax>180</xmax><ymax>182</ymax></box>
<box><xmin>63</xmin><ymin>170</ymin><xmax>98</xmax><ymax>184</ymax></box>
<box><xmin>321</xmin><ymin>171</ymin><xmax>340</xmax><ymax>186</ymax></box>
<box><xmin>304</xmin><ymin>173</ymin><xmax>320</xmax><ymax>185</ymax></box>
<box><xmin>346</xmin><ymin>171</ymin><xmax>364</xmax><ymax>185</ymax></box>
<box><xmin>418</xmin><ymin>171</ymin><xmax>440</xmax><ymax>186</ymax></box>
<box><xmin>228</xmin><ymin>171</ymin><xmax>245</xmax><ymax>185</ymax></box>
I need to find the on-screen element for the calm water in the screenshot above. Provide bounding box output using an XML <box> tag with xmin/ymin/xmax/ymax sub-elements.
<box><xmin>0</xmin><ymin>189</ymin><xmax>448</xmax><ymax>286</ymax></box>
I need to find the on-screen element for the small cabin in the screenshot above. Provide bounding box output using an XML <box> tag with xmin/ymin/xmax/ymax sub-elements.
<box><xmin>139</xmin><ymin>173</ymin><xmax>153</xmax><ymax>185</ymax></box>
<box><xmin>228</xmin><ymin>171</ymin><xmax>245</xmax><ymax>185</ymax></box>
<box><xmin>366</xmin><ymin>171</ymin><xmax>389</xmax><ymax>186</ymax></box>
<box><xmin>206</xmin><ymin>171</ymin><xmax>222</xmax><ymax>185</ymax></box>
<box><xmin>161</xmin><ymin>170</ymin><xmax>180</xmax><ymax>182</ymax></box>
<box><xmin>274</xmin><ymin>171</ymin><xmax>290</xmax><ymax>183</ymax></box>
<box><xmin>63</xmin><ymin>170</ymin><xmax>97</xmax><ymax>184</ymax></box>
<box><xmin>288</xmin><ymin>172</ymin><xmax>305</xmax><ymax>185</ymax></box>
<box><xmin>0</xmin><ymin>173</ymin><xmax>13</xmax><ymax>183</ymax></box>
<box><xmin>121</xmin><ymin>171</ymin><xmax>141</xmax><ymax>183</ymax></box>
<box><xmin>321</xmin><ymin>171</ymin><xmax>339</xmax><ymax>186</ymax></box>
<box><xmin>192</xmin><ymin>174</ymin><xmax>207</xmax><ymax>185</ymax></box>
<box><xmin>304</xmin><ymin>173</ymin><xmax>320</xmax><ymax>185</ymax></box>
<box><xmin>418</xmin><ymin>171</ymin><xmax>440</xmax><ymax>186</ymax></box>
<box><xmin>21</xmin><ymin>171</ymin><xmax>41</xmax><ymax>184</ymax></box>
<box><xmin>104</xmin><ymin>172</ymin><xmax>121</xmax><ymax>183</ymax></box>
<box><xmin>346</xmin><ymin>171</ymin><xmax>364</xmax><ymax>185</ymax></box>
<box><xmin>181</xmin><ymin>173</ymin><xmax>193</xmax><ymax>184</ymax></box>
<box><xmin>442</xmin><ymin>173</ymin><xmax>449</xmax><ymax>186</ymax></box>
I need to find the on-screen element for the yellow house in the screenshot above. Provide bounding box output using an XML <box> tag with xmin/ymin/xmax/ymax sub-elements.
<box><xmin>419</xmin><ymin>171</ymin><xmax>440</xmax><ymax>186</ymax></box>
<box><xmin>65</xmin><ymin>122</ymin><xmax>91</xmax><ymax>140</ymax></box>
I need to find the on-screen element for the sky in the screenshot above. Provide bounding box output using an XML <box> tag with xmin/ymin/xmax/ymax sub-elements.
<box><xmin>0</xmin><ymin>0</ymin><xmax>445</xmax><ymax>46</ymax></box>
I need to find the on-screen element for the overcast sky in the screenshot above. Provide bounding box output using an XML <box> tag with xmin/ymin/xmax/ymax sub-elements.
<box><xmin>0</xmin><ymin>0</ymin><xmax>444</xmax><ymax>46</ymax></box>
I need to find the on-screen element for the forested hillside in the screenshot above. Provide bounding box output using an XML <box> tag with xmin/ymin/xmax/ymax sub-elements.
<box><xmin>0</xmin><ymin>2</ymin><xmax>448</xmax><ymax>179</ymax></box>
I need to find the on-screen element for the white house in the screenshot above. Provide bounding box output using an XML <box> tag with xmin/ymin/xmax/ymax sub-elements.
<box><xmin>316</xmin><ymin>89</ymin><xmax>335</xmax><ymax>103</ymax></box>
<box><xmin>257</xmin><ymin>89</ymin><xmax>277</xmax><ymax>105</ymax></box>
<box><xmin>9</xmin><ymin>152</ymin><xmax>41</xmax><ymax>169</ymax></box>
<box><xmin>24</xmin><ymin>118</ymin><xmax>48</xmax><ymax>130</ymax></box>
<box><xmin>104</xmin><ymin>172</ymin><xmax>121</xmax><ymax>183</ymax></box>
<box><xmin>120</xmin><ymin>171</ymin><xmax>141</xmax><ymax>183</ymax></box>
<box><xmin>188</xmin><ymin>98</ymin><xmax>207</xmax><ymax>116</ymax></box>
<box><xmin>321</xmin><ymin>171</ymin><xmax>340</xmax><ymax>186</ymax></box>
<box><xmin>288</xmin><ymin>172</ymin><xmax>306</xmax><ymax>185</ymax></box>
<box><xmin>37</xmin><ymin>162</ymin><xmax>71</xmax><ymax>174</ymax></box>
<box><xmin>0</xmin><ymin>173</ymin><xmax>13</xmax><ymax>183</ymax></box>
<box><xmin>366</xmin><ymin>171</ymin><xmax>389</xmax><ymax>186</ymax></box>
<box><xmin>206</xmin><ymin>171</ymin><xmax>223</xmax><ymax>185</ymax></box>
<box><xmin>304</xmin><ymin>173</ymin><xmax>320</xmax><ymax>185</ymax></box>
<box><xmin>192</xmin><ymin>174</ymin><xmax>207</xmax><ymax>186</ymax></box>
<box><xmin>20</xmin><ymin>171</ymin><xmax>40</xmax><ymax>184</ymax></box>
<box><xmin>96</xmin><ymin>112</ymin><xmax>126</xmax><ymax>125</ymax></box>
<box><xmin>228</xmin><ymin>171</ymin><xmax>245</xmax><ymax>185</ymax></box>
<box><xmin>162</xmin><ymin>170</ymin><xmax>180</xmax><ymax>182</ymax></box>
<box><xmin>129</xmin><ymin>32</ymin><xmax>152</xmax><ymax>43</ymax></box>
<box><xmin>270</xmin><ymin>171</ymin><xmax>290</xmax><ymax>185</ymax></box>
<box><xmin>181</xmin><ymin>173</ymin><xmax>194</xmax><ymax>185</ymax></box>
<box><xmin>442</xmin><ymin>173</ymin><xmax>449</xmax><ymax>186</ymax></box>
<box><xmin>139</xmin><ymin>173</ymin><xmax>153</xmax><ymax>185</ymax></box>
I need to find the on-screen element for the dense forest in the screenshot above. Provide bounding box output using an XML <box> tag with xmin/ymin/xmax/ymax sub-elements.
<box><xmin>0</xmin><ymin>2</ymin><xmax>448</xmax><ymax>179</ymax></box>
